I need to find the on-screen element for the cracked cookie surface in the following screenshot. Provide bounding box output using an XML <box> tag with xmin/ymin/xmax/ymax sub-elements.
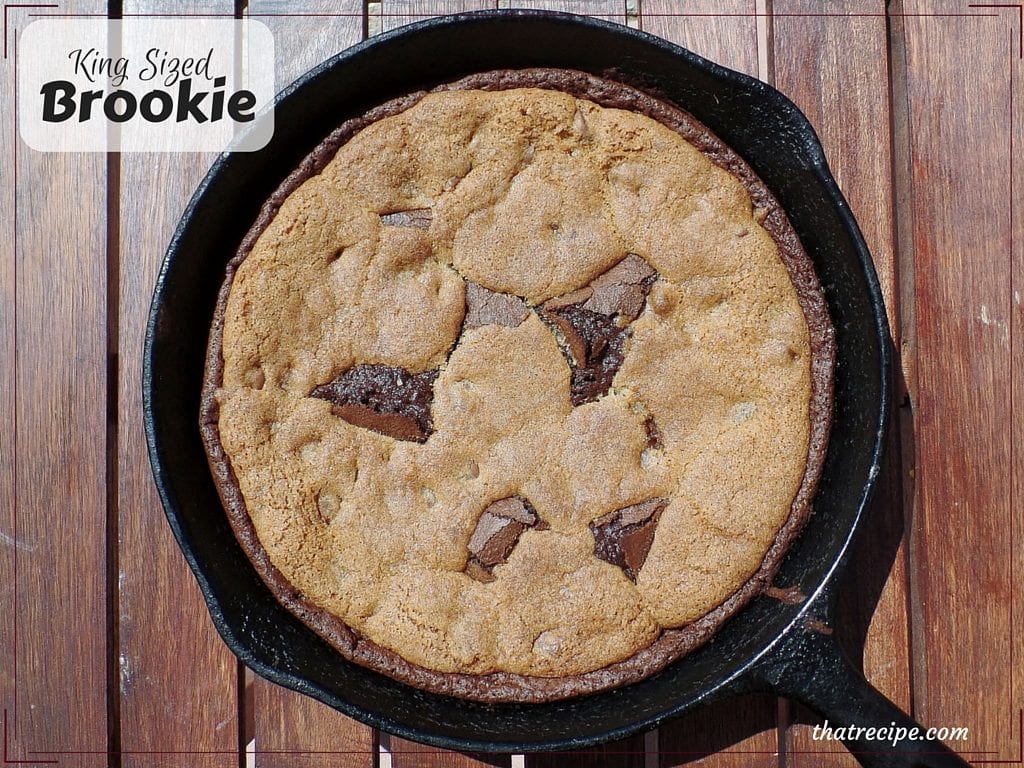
<box><xmin>202</xmin><ymin>70</ymin><xmax>832</xmax><ymax>698</ymax></box>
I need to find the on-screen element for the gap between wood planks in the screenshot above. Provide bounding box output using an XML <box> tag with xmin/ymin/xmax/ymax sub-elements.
<box><xmin>105</xmin><ymin>1</ymin><xmax>123</xmax><ymax>767</ymax></box>
<box><xmin>887</xmin><ymin>0</ymin><xmax>923</xmax><ymax>724</ymax></box>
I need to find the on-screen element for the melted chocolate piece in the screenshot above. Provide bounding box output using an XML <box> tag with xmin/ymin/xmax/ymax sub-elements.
<box><xmin>465</xmin><ymin>496</ymin><xmax>543</xmax><ymax>582</ymax></box>
<box><xmin>541</xmin><ymin>254</ymin><xmax>657</xmax><ymax>406</ymax></box>
<box><xmin>543</xmin><ymin>305</ymin><xmax>628</xmax><ymax>405</ymax></box>
<box><xmin>464</xmin><ymin>283</ymin><xmax>530</xmax><ymax>329</ymax></box>
<box><xmin>310</xmin><ymin>364</ymin><xmax>437</xmax><ymax>443</ymax></box>
<box><xmin>380</xmin><ymin>208</ymin><xmax>432</xmax><ymax>229</ymax></box>
<box><xmin>590</xmin><ymin>499</ymin><xmax>667</xmax><ymax>582</ymax></box>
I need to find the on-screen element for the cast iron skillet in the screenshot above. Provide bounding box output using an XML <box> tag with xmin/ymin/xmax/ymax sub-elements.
<box><xmin>144</xmin><ymin>10</ymin><xmax>970</xmax><ymax>767</ymax></box>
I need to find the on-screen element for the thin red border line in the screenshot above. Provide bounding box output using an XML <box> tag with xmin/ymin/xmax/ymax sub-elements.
<box><xmin>23</xmin><ymin>10</ymin><xmax>1003</xmax><ymax>16</ymax></box>
<box><xmin>2</xmin><ymin>4</ymin><xmax>56</xmax><ymax>59</ymax></box>
<box><xmin>968</xmin><ymin>3</ymin><xmax>1023</xmax><ymax>58</ymax></box>
<box><xmin>7</xmin><ymin>17</ymin><xmax>15</xmax><ymax>750</ymax></box>
<box><xmin>973</xmin><ymin>710</ymin><xmax>1024</xmax><ymax>765</ymax></box>
<box><xmin>974</xmin><ymin>21</ymin><xmax>1022</xmax><ymax>764</ymax></box>
<box><xmin>22</xmin><ymin>753</ymin><xmax>999</xmax><ymax>757</ymax></box>
<box><xmin>1010</xmin><ymin>27</ymin><xmax>1017</xmax><ymax>748</ymax></box>
<box><xmin>3</xmin><ymin>711</ymin><xmax>57</xmax><ymax>765</ymax></box>
<box><xmin>3</xmin><ymin>5</ymin><xmax>1017</xmax><ymax>764</ymax></box>
<box><xmin>4</xmin><ymin>6</ymin><xmax>1011</xmax><ymax>765</ymax></box>
<box><xmin>1010</xmin><ymin>23</ymin><xmax>1017</xmax><ymax>727</ymax></box>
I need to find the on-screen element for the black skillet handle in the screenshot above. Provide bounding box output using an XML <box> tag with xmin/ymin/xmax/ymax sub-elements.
<box><xmin>745</xmin><ymin>623</ymin><xmax>971</xmax><ymax>768</ymax></box>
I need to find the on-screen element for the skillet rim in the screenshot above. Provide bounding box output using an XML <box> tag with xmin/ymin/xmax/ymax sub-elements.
<box><xmin>144</xmin><ymin>8</ymin><xmax>892</xmax><ymax>753</ymax></box>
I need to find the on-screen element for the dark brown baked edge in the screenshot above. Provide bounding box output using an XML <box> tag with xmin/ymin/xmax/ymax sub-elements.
<box><xmin>199</xmin><ymin>67</ymin><xmax>837</xmax><ymax>704</ymax></box>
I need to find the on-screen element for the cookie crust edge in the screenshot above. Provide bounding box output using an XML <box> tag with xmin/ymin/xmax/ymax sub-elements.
<box><xmin>199</xmin><ymin>67</ymin><xmax>837</xmax><ymax>704</ymax></box>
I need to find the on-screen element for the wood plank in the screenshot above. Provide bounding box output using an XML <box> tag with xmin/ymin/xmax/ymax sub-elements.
<box><xmin>496</xmin><ymin>0</ymin><xmax>626</xmax><ymax>23</ymax></box>
<box><xmin>117</xmin><ymin>2</ymin><xmax>240</xmax><ymax>766</ymax></box>
<box><xmin>388</xmin><ymin>736</ymin><xmax>511</xmax><ymax>768</ymax></box>
<box><xmin>642</xmin><ymin>0</ymin><xmax>760</xmax><ymax>79</ymax></box>
<box><xmin>1014</xmin><ymin>37</ymin><xmax>1023</xmax><ymax>768</ymax></box>
<box><xmin>252</xmin><ymin>681</ymin><xmax>375</xmax><ymax>768</ymax></box>
<box><xmin>529</xmin><ymin>736</ymin><xmax>648</xmax><ymax>768</ymax></box>
<box><xmin>0</xmin><ymin>8</ymin><xmax>14</xmax><ymax>748</ymax></box>
<box><xmin>0</xmin><ymin>0</ymin><xmax>19</xmax><ymax>747</ymax></box>
<box><xmin>657</xmin><ymin>697</ymin><xmax>780</xmax><ymax>768</ymax></box>
<box><xmin>1</xmin><ymin>2</ymin><xmax>109</xmax><ymax>763</ymax></box>
<box><xmin>901</xmin><ymin>0</ymin><xmax>1020</xmax><ymax>758</ymax></box>
<box><xmin>243</xmin><ymin>3</ymin><xmax>376</xmax><ymax>765</ymax></box>
<box><xmin>772</xmin><ymin>0</ymin><xmax>900</xmax><ymax>324</ymax></box>
<box><xmin>376</xmin><ymin>0</ymin><xmax>497</xmax><ymax>35</ymax></box>
<box><xmin>771</xmin><ymin>4</ymin><xmax>911</xmax><ymax>765</ymax></box>
<box><xmin>1015</xmin><ymin>14</ymin><xmax>1024</xmax><ymax>765</ymax></box>
<box><xmin>639</xmin><ymin>8</ymin><xmax>779</xmax><ymax>768</ymax></box>
<box><xmin>249</xmin><ymin>0</ymin><xmax>364</xmax><ymax>93</ymax></box>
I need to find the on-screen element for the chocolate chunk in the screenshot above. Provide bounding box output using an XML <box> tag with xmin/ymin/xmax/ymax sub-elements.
<box><xmin>470</xmin><ymin>515</ymin><xmax>526</xmax><ymax>567</ymax></box>
<box><xmin>543</xmin><ymin>286</ymin><xmax>593</xmax><ymax>311</ymax></box>
<box><xmin>464</xmin><ymin>282</ymin><xmax>530</xmax><ymax>329</ymax></box>
<box><xmin>380</xmin><ymin>208</ymin><xmax>432</xmax><ymax>229</ymax></box>
<box><xmin>583</xmin><ymin>253</ymin><xmax>657</xmax><ymax>321</ymax></box>
<box><xmin>541</xmin><ymin>301</ymin><xmax>629</xmax><ymax>405</ymax></box>
<box><xmin>590</xmin><ymin>499</ymin><xmax>667</xmax><ymax>582</ymax></box>
<box><xmin>484</xmin><ymin>496</ymin><xmax>539</xmax><ymax>525</ymax></box>
<box><xmin>540</xmin><ymin>255</ymin><xmax>658</xmax><ymax>406</ymax></box>
<box><xmin>465</xmin><ymin>496</ymin><xmax>542</xmax><ymax>581</ymax></box>
<box><xmin>310</xmin><ymin>364</ymin><xmax>437</xmax><ymax>443</ymax></box>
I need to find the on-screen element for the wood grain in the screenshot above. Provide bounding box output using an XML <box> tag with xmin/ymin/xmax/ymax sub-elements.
<box><xmin>1014</xmin><ymin>38</ymin><xmax>1023</xmax><ymax>768</ymax></box>
<box><xmin>251</xmin><ymin>681</ymin><xmax>375</xmax><ymax>768</ymax></box>
<box><xmin>0</xmin><ymin>11</ymin><xmax>14</xmax><ymax>749</ymax></box>
<box><xmin>529</xmin><ymin>737</ymin><xmax>648</xmax><ymax>768</ymax></box>
<box><xmin>243</xmin><ymin>3</ymin><xmax>377</xmax><ymax>764</ymax></box>
<box><xmin>901</xmin><ymin>0</ymin><xmax>1021</xmax><ymax>758</ymax></box>
<box><xmin>0</xmin><ymin>3</ymin><xmax>1014</xmax><ymax>767</ymax></box>
<box><xmin>376</xmin><ymin>0</ymin><xmax>498</xmax><ymax>35</ymax></box>
<box><xmin>249</xmin><ymin>0</ymin><xmax>364</xmax><ymax>93</ymax></box>
<box><xmin>642</xmin><ymin>0</ymin><xmax>760</xmax><ymax>79</ymax></box>
<box><xmin>1</xmin><ymin>2</ymin><xmax>109</xmax><ymax>763</ymax></box>
<box><xmin>388</xmin><ymin>737</ymin><xmax>512</xmax><ymax>768</ymax></box>
<box><xmin>116</xmin><ymin>2</ymin><xmax>240</xmax><ymax>766</ymax></box>
<box><xmin>772</xmin><ymin>4</ymin><xmax>911</xmax><ymax>765</ymax></box>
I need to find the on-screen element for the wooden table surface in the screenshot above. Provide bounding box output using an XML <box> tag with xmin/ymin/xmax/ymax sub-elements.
<box><xmin>1</xmin><ymin>0</ymin><xmax>1020</xmax><ymax>766</ymax></box>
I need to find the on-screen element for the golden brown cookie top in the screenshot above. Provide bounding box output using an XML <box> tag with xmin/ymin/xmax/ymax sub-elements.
<box><xmin>203</xmin><ymin>72</ymin><xmax>829</xmax><ymax>698</ymax></box>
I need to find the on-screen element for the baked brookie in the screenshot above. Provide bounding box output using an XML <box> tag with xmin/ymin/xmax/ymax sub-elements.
<box><xmin>200</xmin><ymin>68</ymin><xmax>835</xmax><ymax>703</ymax></box>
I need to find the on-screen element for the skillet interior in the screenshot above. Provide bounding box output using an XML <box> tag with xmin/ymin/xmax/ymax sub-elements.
<box><xmin>144</xmin><ymin>10</ymin><xmax>889</xmax><ymax>752</ymax></box>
